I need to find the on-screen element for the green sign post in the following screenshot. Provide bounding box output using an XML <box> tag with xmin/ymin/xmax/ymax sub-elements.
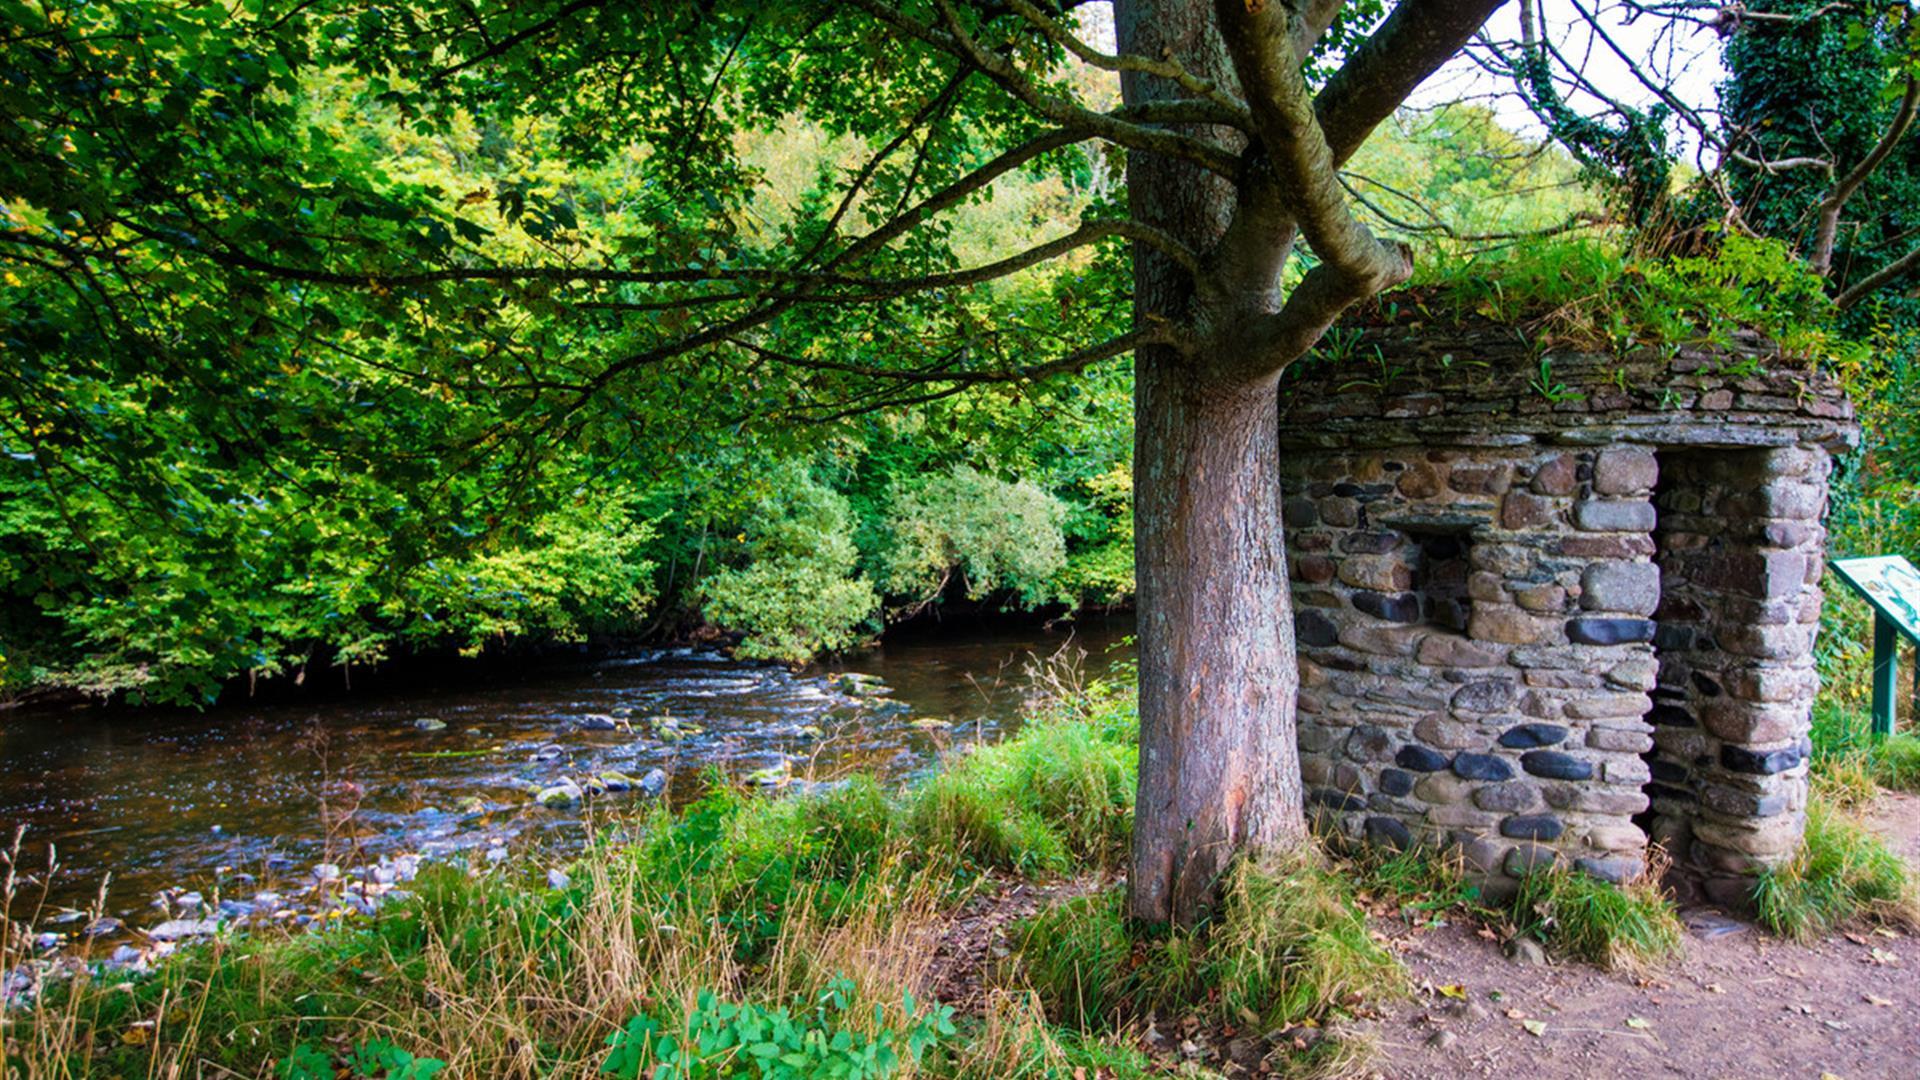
<box><xmin>1830</xmin><ymin>555</ymin><xmax>1920</xmax><ymax>738</ymax></box>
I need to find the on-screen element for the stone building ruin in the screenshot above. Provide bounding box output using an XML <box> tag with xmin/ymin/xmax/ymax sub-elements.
<box><xmin>1278</xmin><ymin>323</ymin><xmax>1857</xmax><ymax>904</ymax></box>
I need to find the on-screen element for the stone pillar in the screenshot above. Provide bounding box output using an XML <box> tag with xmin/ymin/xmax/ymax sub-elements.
<box><xmin>1649</xmin><ymin>447</ymin><xmax>1824</xmax><ymax>905</ymax></box>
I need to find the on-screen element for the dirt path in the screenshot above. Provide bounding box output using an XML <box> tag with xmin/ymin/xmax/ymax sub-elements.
<box><xmin>1370</xmin><ymin>791</ymin><xmax>1920</xmax><ymax>1080</ymax></box>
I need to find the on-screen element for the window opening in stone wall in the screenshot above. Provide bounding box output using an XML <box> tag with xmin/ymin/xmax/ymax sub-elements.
<box><xmin>1406</xmin><ymin>525</ymin><xmax>1474</xmax><ymax>633</ymax></box>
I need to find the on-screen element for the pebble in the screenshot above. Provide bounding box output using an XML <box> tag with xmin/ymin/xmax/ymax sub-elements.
<box><xmin>638</xmin><ymin>768</ymin><xmax>669</xmax><ymax>797</ymax></box>
<box><xmin>546</xmin><ymin>869</ymin><xmax>571</xmax><ymax>890</ymax></box>
<box><xmin>313</xmin><ymin>863</ymin><xmax>342</xmax><ymax>882</ymax></box>
<box><xmin>1508</xmin><ymin>936</ymin><xmax>1548</xmax><ymax>966</ymax></box>
<box><xmin>1427</xmin><ymin>1030</ymin><xmax>1458</xmax><ymax>1050</ymax></box>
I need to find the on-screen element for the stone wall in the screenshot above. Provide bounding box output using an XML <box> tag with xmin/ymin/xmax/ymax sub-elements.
<box><xmin>1646</xmin><ymin>448</ymin><xmax>1828</xmax><ymax>905</ymax></box>
<box><xmin>1277</xmin><ymin>323</ymin><xmax>1855</xmax><ymax>897</ymax></box>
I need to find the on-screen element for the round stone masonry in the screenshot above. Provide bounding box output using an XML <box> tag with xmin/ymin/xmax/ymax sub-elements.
<box><xmin>1280</xmin><ymin>323</ymin><xmax>1854</xmax><ymax>898</ymax></box>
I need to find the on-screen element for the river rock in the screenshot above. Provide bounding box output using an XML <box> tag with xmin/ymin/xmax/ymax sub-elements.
<box><xmin>546</xmin><ymin>869</ymin><xmax>572</xmax><ymax>890</ymax></box>
<box><xmin>32</xmin><ymin>933</ymin><xmax>60</xmax><ymax>953</ymax></box>
<box><xmin>533</xmin><ymin>743</ymin><xmax>566</xmax><ymax>761</ymax></box>
<box><xmin>412</xmin><ymin>717</ymin><xmax>448</xmax><ymax>732</ymax></box>
<box><xmin>745</xmin><ymin>762</ymin><xmax>791</xmax><ymax>786</ymax></box>
<box><xmin>537</xmin><ymin>778</ymin><xmax>585</xmax><ymax>807</ymax></box>
<box><xmin>312</xmin><ymin>863</ymin><xmax>342</xmax><ymax>882</ymax></box>
<box><xmin>598</xmin><ymin>770</ymin><xmax>639</xmax><ymax>791</ymax></box>
<box><xmin>83</xmin><ymin>917</ymin><xmax>122</xmax><ymax>938</ymax></box>
<box><xmin>147</xmin><ymin>918</ymin><xmax>219</xmax><ymax>942</ymax></box>
<box><xmin>578</xmin><ymin>714</ymin><xmax>619</xmax><ymax>731</ymax></box>
<box><xmin>638</xmin><ymin>768</ymin><xmax>669</xmax><ymax>797</ymax></box>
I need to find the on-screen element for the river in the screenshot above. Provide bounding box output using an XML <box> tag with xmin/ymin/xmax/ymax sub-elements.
<box><xmin>0</xmin><ymin>617</ymin><xmax>1133</xmax><ymax>943</ymax></box>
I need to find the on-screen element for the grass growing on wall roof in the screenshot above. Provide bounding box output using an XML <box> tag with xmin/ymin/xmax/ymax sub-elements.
<box><xmin>1377</xmin><ymin>232</ymin><xmax>1866</xmax><ymax>369</ymax></box>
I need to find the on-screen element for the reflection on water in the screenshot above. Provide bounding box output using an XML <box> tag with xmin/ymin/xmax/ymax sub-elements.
<box><xmin>0</xmin><ymin>617</ymin><xmax>1133</xmax><ymax>928</ymax></box>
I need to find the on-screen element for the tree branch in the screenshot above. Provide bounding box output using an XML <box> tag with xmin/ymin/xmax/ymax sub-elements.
<box><xmin>1314</xmin><ymin>0</ymin><xmax>1511</xmax><ymax>166</ymax></box>
<box><xmin>1813</xmin><ymin>74</ymin><xmax>1920</xmax><ymax>276</ymax></box>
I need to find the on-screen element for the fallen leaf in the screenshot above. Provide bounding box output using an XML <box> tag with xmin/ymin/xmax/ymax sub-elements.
<box><xmin>1624</xmin><ymin>1017</ymin><xmax>1651</xmax><ymax>1030</ymax></box>
<box><xmin>1705</xmin><ymin>983</ymin><xmax>1726</xmax><ymax>994</ymax></box>
<box><xmin>1522</xmin><ymin>1020</ymin><xmax>1548</xmax><ymax>1037</ymax></box>
<box><xmin>1864</xmin><ymin>993</ymin><xmax>1894</xmax><ymax>1007</ymax></box>
<box><xmin>1505</xmin><ymin>1008</ymin><xmax>1528</xmax><ymax>1020</ymax></box>
<box><xmin>1438</xmin><ymin>984</ymin><xmax>1468</xmax><ymax>1001</ymax></box>
<box><xmin>1870</xmin><ymin>948</ymin><xmax>1900</xmax><ymax>966</ymax></box>
<box><xmin>1873</xmin><ymin>926</ymin><xmax>1899</xmax><ymax>938</ymax></box>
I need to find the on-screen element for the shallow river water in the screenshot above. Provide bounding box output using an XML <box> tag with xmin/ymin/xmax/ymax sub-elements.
<box><xmin>0</xmin><ymin>617</ymin><xmax>1133</xmax><ymax>940</ymax></box>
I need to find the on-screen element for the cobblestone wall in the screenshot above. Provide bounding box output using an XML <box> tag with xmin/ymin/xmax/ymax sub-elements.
<box><xmin>1278</xmin><ymin>324</ymin><xmax>1855</xmax><ymax>898</ymax></box>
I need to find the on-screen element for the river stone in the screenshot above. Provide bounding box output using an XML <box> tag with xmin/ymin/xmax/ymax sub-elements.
<box><xmin>1346</xmin><ymin>725</ymin><xmax>1394</xmax><ymax>762</ymax></box>
<box><xmin>1574</xmin><ymin>499</ymin><xmax>1656</xmax><ymax>532</ymax></box>
<box><xmin>1521</xmin><ymin>751</ymin><xmax>1593</xmax><ymax>781</ymax></box>
<box><xmin>1451</xmin><ymin>680</ymin><xmax>1516</xmax><ymax>713</ymax></box>
<box><xmin>1378</xmin><ymin>768</ymin><xmax>1416</xmax><ymax>797</ymax></box>
<box><xmin>546</xmin><ymin>869</ymin><xmax>572</xmax><ymax>890</ymax></box>
<box><xmin>1295</xmin><ymin>610</ymin><xmax>1340</xmax><ymax>648</ymax></box>
<box><xmin>1453</xmin><ymin>753</ymin><xmax>1514</xmax><ymax>782</ymax></box>
<box><xmin>1498</xmin><ymin>723</ymin><xmax>1568</xmax><ymax>749</ymax></box>
<box><xmin>1395</xmin><ymin>745</ymin><xmax>1452</xmax><ymax>772</ymax></box>
<box><xmin>1575</xmin><ymin>856</ymin><xmax>1643</xmax><ymax>884</ymax></box>
<box><xmin>412</xmin><ymin>717</ymin><xmax>447</xmax><ymax>732</ymax></box>
<box><xmin>537</xmin><ymin>778</ymin><xmax>585</xmax><ymax>807</ymax></box>
<box><xmin>1531</xmin><ymin>454</ymin><xmax>1579</xmax><ymax>495</ymax></box>
<box><xmin>579</xmin><ymin>714</ymin><xmax>619</xmax><ymax>731</ymax></box>
<box><xmin>1418</xmin><ymin>635</ymin><xmax>1505</xmax><ymax>668</ymax></box>
<box><xmin>1364</xmin><ymin>816</ymin><xmax>1414</xmax><ymax>850</ymax></box>
<box><xmin>1354</xmin><ymin>591</ymin><xmax>1422</xmax><ymax>623</ymax></box>
<box><xmin>638</xmin><ymin>768</ymin><xmax>670</xmax><ymax>797</ymax></box>
<box><xmin>1593</xmin><ymin>449</ymin><xmax>1658</xmax><ymax>494</ymax></box>
<box><xmin>1473</xmin><ymin>781</ymin><xmax>1540</xmax><ymax>812</ymax></box>
<box><xmin>1309</xmin><ymin>788</ymin><xmax>1367</xmax><ymax>812</ymax></box>
<box><xmin>147</xmin><ymin>918</ymin><xmax>219</xmax><ymax>942</ymax></box>
<box><xmin>1500</xmin><ymin>815</ymin><xmax>1565</xmax><ymax>841</ymax></box>
<box><xmin>1581</xmin><ymin>562</ymin><xmax>1660</xmax><ymax>615</ymax></box>
<box><xmin>1503</xmin><ymin>843</ymin><xmax>1560</xmax><ymax>876</ymax></box>
<box><xmin>1566</xmin><ymin>617</ymin><xmax>1657</xmax><ymax>645</ymax></box>
<box><xmin>1720</xmin><ymin>744</ymin><xmax>1804</xmax><ymax>775</ymax></box>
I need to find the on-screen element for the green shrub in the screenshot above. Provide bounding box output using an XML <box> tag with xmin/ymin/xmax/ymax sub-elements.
<box><xmin>878</xmin><ymin>466</ymin><xmax>1068</xmax><ymax>610</ymax></box>
<box><xmin>1754</xmin><ymin>794</ymin><xmax>1920</xmax><ymax>940</ymax></box>
<box><xmin>700</xmin><ymin>464</ymin><xmax>879</xmax><ymax>663</ymax></box>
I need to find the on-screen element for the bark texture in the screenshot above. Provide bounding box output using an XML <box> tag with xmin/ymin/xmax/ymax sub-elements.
<box><xmin>1130</xmin><ymin>362</ymin><xmax>1305</xmax><ymax>925</ymax></box>
<box><xmin>1117</xmin><ymin>0</ymin><xmax>1307</xmax><ymax>926</ymax></box>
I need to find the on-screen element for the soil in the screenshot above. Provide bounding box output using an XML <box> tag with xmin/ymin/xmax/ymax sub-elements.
<box><xmin>919</xmin><ymin>792</ymin><xmax>1920</xmax><ymax>1078</ymax></box>
<box><xmin>1369</xmin><ymin>790</ymin><xmax>1920</xmax><ymax>1080</ymax></box>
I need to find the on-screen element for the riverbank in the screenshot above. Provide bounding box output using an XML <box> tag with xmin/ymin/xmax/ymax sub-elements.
<box><xmin>5</xmin><ymin>680</ymin><xmax>1915</xmax><ymax>1078</ymax></box>
<box><xmin>0</xmin><ymin>620</ymin><xmax>1134</xmax><ymax>950</ymax></box>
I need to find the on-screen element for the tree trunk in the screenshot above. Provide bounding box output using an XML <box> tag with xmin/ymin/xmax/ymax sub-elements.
<box><xmin>1128</xmin><ymin>354</ymin><xmax>1306</xmax><ymax>926</ymax></box>
<box><xmin>1117</xmin><ymin>0</ymin><xmax>1309</xmax><ymax>927</ymax></box>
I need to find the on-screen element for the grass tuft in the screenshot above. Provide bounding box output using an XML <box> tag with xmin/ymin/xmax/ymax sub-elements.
<box><xmin>1507</xmin><ymin>855</ymin><xmax>1683</xmax><ymax>972</ymax></box>
<box><xmin>1012</xmin><ymin>846</ymin><xmax>1404</xmax><ymax>1038</ymax></box>
<box><xmin>1754</xmin><ymin>793</ymin><xmax>1920</xmax><ymax>940</ymax></box>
